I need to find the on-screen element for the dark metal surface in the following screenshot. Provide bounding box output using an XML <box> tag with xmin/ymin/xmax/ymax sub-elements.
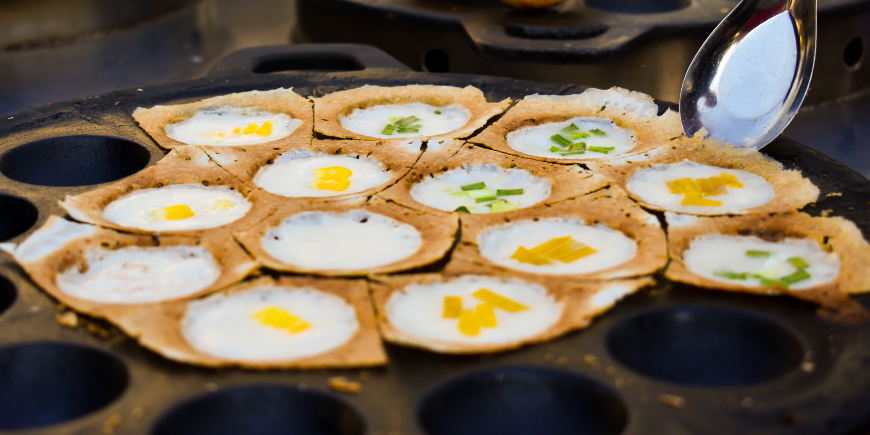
<box><xmin>0</xmin><ymin>44</ymin><xmax>869</xmax><ymax>435</ymax></box>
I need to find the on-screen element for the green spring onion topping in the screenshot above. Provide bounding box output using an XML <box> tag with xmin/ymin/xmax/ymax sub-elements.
<box><xmin>568</xmin><ymin>142</ymin><xmax>587</xmax><ymax>152</ymax></box>
<box><xmin>588</xmin><ymin>146</ymin><xmax>615</xmax><ymax>154</ymax></box>
<box><xmin>714</xmin><ymin>271</ymin><xmax>748</xmax><ymax>280</ymax></box>
<box><xmin>454</xmin><ymin>206</ymin><xmax>471</xmax><ymax>213</ymax></box>
<box><xmin>497</xmin><ymin>189</ymin><xmax>524</xmax><ymax>196</ymax></box>
<box><xmin>461</xmin><ymin>182</ymin><xmax>486</xmax><ymax>191</ymax></box>
<box><xmin>382</xmin><ymin>124</ymin><xmax>395</xmax><ymax>135</ymax></box>
<box><xmin>590</xmin><ymin>128</ymin><xmax>606</xmax><ymax>135</ymax></box>
<box><xmin>568</xmin><ymin>132</ymin><xmax>590</xmax><ymax>140</ymax></box>
<box><xmin>549</xmin><ymin>146</ymin><xmax>562</xmax><ymax>152</ymax></box>
<box><xmin>550</xmin><ymin>134</ymin><xmax>573</xmax><ymax>148</ymax></box>
<box><xmin>490</xmin><ymin>200</ymin><xmax>517</xmax><ymax>213</ymax></box>
<box><xmin>745</xmin><ymin>250</ymin><xmax>770</xmax><ymax>258</ymax></box>
<box><xmin>788</xmin><ymin>257</ymin><xmax>809</xmax><ymax>269</ymax></box>
<box><xmin>435</xmin><ymin>110</ymin><xmax>442</xmax><ymax>115</ymax></box>
<box><xmin>382</xmin><ymin>115</ymin><xmax>422</xmax><ymax>135</ymax></box>
<box><xmin>559</xmin><ymin>151</ymin><xmax>587</xmax><ymax>156</ymax></box>
<box><xmin>475</xmin><ymin>196</ymin><xmax>498</xmax><ymax>203</ymax></box>
<box><xmin>561</xmin><ymin>124</ymin><xmax>579</xmax><ymax>133</ymax></box>
<box><xmin>780</xmin><ymin>268</ymin><xmax>811</xmax><ymax>285</ymax></box>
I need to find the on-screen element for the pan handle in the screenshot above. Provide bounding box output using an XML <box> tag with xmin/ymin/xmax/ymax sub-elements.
<box><xmin>206</xmin><ymin>44</ymin><xmax>412</xmax><ymax>79</ymax></box>
<box><xmin>460</xmin><ymin>18</ymin><xmax>652</xmax><ymax>62</ymax></box>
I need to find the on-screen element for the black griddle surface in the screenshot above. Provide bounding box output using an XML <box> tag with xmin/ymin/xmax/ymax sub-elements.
<box><xmin>0</xmin><ymin>44</ymin><xmax>869</xmax><ymax>435</ymax></box>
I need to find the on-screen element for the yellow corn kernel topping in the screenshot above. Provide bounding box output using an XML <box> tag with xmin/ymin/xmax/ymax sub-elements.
<box><xmin>556</xmin><ymin>246</ymin><xmax>597</xmax><ymax>263</ymax></box>
<box><xmin>667</xmin><ymin>181</ymin><xmax>682</xmax><ymax>194</ymax></box>
<box><xmin>669</xmin><ymin>174</ymin><xmax>742</xmax><ymax>206</ymax></box>
<box><xmin>512</xmin><ymin>236</ymin><xmax>598</xmax><ymax>265</ymax></box>
<box><xmin>256</xmin><ymin>121</ymin><xmax>273</xmax><ymax>136</ymax></box>
<box><xmin>510</xmin><ymin>246</ymin><xmax>551</xmax><ymax>265</ymax></box>
<box><xmin>152</xmin><ymin>204</ymin><xmax>194</xmax><ymax>221</ymax></box>
<box><xmin>476</xmin><ymin>303</ymin><xmax>497</xmax><ymax>328</ymax></box>
<box><xmin>232</xmin><ymin>128</ymin><xmax>241</xmax><ymax>134</ymax></box>
<box><xmin>529</xmin><ymin>235</ymin><xmax>572</xmax><ymax>256</ymax></box>
<box><xmin>312</xmin><ymin>166</ymin><xmax>353</xmax><ymax>191</ymax></box>
<box><xmin>212</xmin><ymin>198</ymin><xmax>234</xmax><ymax>211</ymax></box>
<box><xmin>314</xmin><ymin>166</ymin><xmax>352</xmax><ymax>179</ymax></box>
<box><xmin>674</xmin><ymin>178</ymin><xmax>703</xmax><ymax>198</ymax></box>
<box><xmin>253</xmin><ymin>306</ymin><xmax>310</xmax><ymax>333</ymax></box>
<box><xmin>443</xmin><ymin>296</ymin><xmax>462</xmax><ymax>318</ymax></box>
<box><xmin>458</xmin><ymin>309</ymin><xmax>480</xmax><ymax>336</ymax></box>
<box><xmin>243</xmin><ymin>123</ymin><xmax>258</xmax><ymax>135</ymax></box>
<box><xmin>720</xmin><ymin>172</ymin><xmax>743</xmax><ymax>188</ymax></box>
<box><xmin>473</xmin><ymin>289</ymin><xmax>528</xmax><ymax>312</ymax></box>
<box><xmin>683</xmin><ymin>196</ymin><xmax>723</xmax><ymax>206</ymax></box>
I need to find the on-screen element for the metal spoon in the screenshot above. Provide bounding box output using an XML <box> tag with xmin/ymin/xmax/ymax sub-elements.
<box><xmin>679</xmin><ymin>0</ymin><xmax>816</xmax><ymax>149</ymax></box>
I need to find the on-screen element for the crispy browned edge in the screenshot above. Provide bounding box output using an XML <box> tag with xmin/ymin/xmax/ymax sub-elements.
<box><xmin>448</xmin><ymin>186</ymin><xmax>667</xmax><ymax>280</ymax></box>
<box><xmin>665</xmin><ymin>212</ymin><xmax>870</xmax><ymax>305</ymax></box>
<box><xmin>58</xmin><ymin>146</ymin><xmax>275</xmax><ymax>237</ymax></box>
<box><xmin>13</xmin><ymin>216</ymin><xmax>258</xmax><ymax>319</ymax></box>
<box><xmin>377</xmin><ymin>143</ymin><xmax>611</xmax><ymax>217</ymax></box>
<box><xmin>234</xmin><ymin>196</ymin><xmax>459</xmax><ymax>277</ymax></box>
<box><xmin>132</xmin><ymin>88</ymin><xmax>313</xmax><ymax>149</ymax></box>
<box><xmin>313</xmin><ymin>85</ymin><xmax>511</xmax><ymax>141</ymax></box>
<box><xmin>587</xmin><ymin>141</ymin><xmax>820</xmax><ymax>215</ymax></box>
<box><xmin>469</xmin><ymin>92</ymin><xmax>684</xmax><ymax>164</ymax></box>
<box><xmin>368</xmin><ymin>273</ymin><xmax>653</xmax><ymax>354</ymax></box>
<box><xmin>105</xmin><ymin>275</ymin><xmax>387</xmax><ymax>369</ymax></box>
<box><xmin>202</xmin><ymin>138</ymin><xmax>419</xmax><ymax>204</ymax></box>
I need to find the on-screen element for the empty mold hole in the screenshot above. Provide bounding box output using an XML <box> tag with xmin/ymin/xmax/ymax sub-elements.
<box><xmin>0</xmin><ymin>275</ymin><xmax>15</xmax><ymax>316</ymax></box>
<box><xmin>419</xmin><ymin>367</ymin><xmax>627</xmax><ymax>435</ymax></box>
<box><xmin>607</xmin><ymin>306</ymin><xmax>804</xmax><ymax>387</ymax></box>
<box><xmin>423</xmin><ymin>49</ymin><xmax>450</xmax><ymax>73</ymax></box>
<box><xmin>844</xmin><ymin>36</ymin><xmax>863</xmax><ymax>68</ymax></box>
<box><xmin>0</xmin><ymin>194</ymin><xmax>37</xmax><ymax>241</ymax></box>
<box><xmin>151</xmin><ymin>385</ymin><xmax>365</xmax><ymax>435</ymax></box>
<box><xmin>585</xmin><ymin>0</ymin><xmax>690</xmax><ymax>14</ymax></box>
<box><xmin>0</xmin><ymin>343</ymin><xmax>128</xmax><ymax>430</ymax></box>
<box><xmin>0</xmin><ymin>135</ymin><xmax>150</xmax><ymax>187</ymax></box>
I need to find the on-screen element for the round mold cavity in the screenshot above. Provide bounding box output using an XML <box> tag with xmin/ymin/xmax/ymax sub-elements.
<box><xmin>151</xmin><ymin>385</ymin><xmax>366</xmax><ymax>435</ymax></box>
<box><xmin>0</xmin><ymin>342</ymin><xmax>128</xmax><ymax>430</ymax></box>
<box><xmin>607</xmin><ymin>305</ymin><xmax>804</xmax><ymax>387</ymax></box>
<box><xmin>585</xmin><ymin>0</ymin><xmax>690</xmax><ymax>14</ymax></box>
<box><xmin>0</xmin><ymin>275</ymin><xmax>16</xmax><ymax>316</ymax></box>
<box><xmin>0</xmin><ymin>194</ymin><xmax>37</xmax><ymax>241</ymax></box>
<box><xmin>418</xmin><ymin>366</ymin><xmax>628</xmax><ymax>435</ymax></box>
<box><xmin>843</xmin><ymin>36</ymin><xmax>863</xmax><ymax>69</ymax></box>
<box><xmin>0</xmin><ymin>135</ymin><xmax>150</xmax><ymax>186</ymax></box>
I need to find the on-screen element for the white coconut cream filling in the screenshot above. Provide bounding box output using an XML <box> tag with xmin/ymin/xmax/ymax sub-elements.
<box><xmin>410</xmin><ymin>164</ymin><xmax>551</xmax><ymax>214</ymax></box>
<box><xmin>385</xmin><ymin>275</ymin><xmax>562</xmax><ymax>345</ymax></box>
<box><xmin>626</xmin><ymin>160</ymin><xmax>775</xmax><ymax>214</ymax></box>
<box><xmin>182</xmin><ymin>286</ymin><xmax>359</xmax><ymax>361</ymax></box>
<box><xmin>506</xmin><ymin>117</ymin><xmax>636</xmax><ymax>160</ymax></box>
<box><xmin>165</xmin><ymin>108</ymin><xmax>301</xmax><ymax>146</ymax></box>
<box><xmin>102</xmin><ymin>185</ymin><xmax>251</xmax><ymax>231</ymax></box>
<box><xmin>253</xmin><ymin>150</ymin><xmax>392</xmax><ymax>198</ymax></box>
<box><xmin>340</xmin><ymin>103</ymin><xmax>471</xmax><ymax>139</ymax></box>
<box><xmin>261</xmin><ymin>210</ymin><xmax>422</xmax><ymax>270</ymax></box>
<box><xmin>682</xmin><ymin>234</ymin><xmax>840</xmax><ymax>290</ymax></box>
<box><xmin>56</xmin><ymin>246</ymin><xmax>221</xmax><ymax>304</ymax></box>
<box><xmin>478</xmin><ymin>218</ymin><xmax>637</xmax><ymax>275</ymax></box>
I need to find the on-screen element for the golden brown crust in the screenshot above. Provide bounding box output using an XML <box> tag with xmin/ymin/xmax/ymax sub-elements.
<box><xmin>234</xmin><ymin>196</ymin><xmax>459</xmax><ymax>276</ymax></box>
<box><xmin>106</xmin><ymin>276</ymin><xmax>387</xmax><ymax>369</ymax></box>
<box><xmin>4</xmin><ymin>216</ymin><xmax>257</xmax><ymax>319</ymax></box>
<box><xmin>313</xmin><ymin>85</ymin><xmax>510</xmax><ymax>141</ymax></box>
<box><xmin>469</xmin><ymin>88</ymin><xmax>685</xmax><ymax>164</ymax></box>
<box><xmin>133</xmin><ymin>88</ymin><xmax>313</xmax><ymax>149</ymax></box>
<box><xmin>448</xmin><ymin>186</ymin><xmax>667</xmax><ymax>280</ymax></box>
<box><xmin>369</xmin><ymin>273</ymin><xmax>653</xmax><ymax>354</ymax></box>
<box><xmin>664</xmin><ymin>212</ymin><xmax>870</xmax><ymax>305</ymax></box>
<box><xmin>377</xmin><ymin>143</ymin><xmax>610</xmax><ymax>217</ymax></box>
<box><xmin>58</xmin><ymin>146</ymin><xmax>275</xmax><ymax>237</ymax></box>
<box><xmin>587</xmin><ymin>141</ymin><xmax>819</xmax><ymax>215</ymax></box>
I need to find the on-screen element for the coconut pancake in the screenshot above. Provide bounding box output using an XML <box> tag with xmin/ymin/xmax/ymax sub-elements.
<box><xmin>450</xmin><ymin>186</ymin><xmax>666</xmax><ymax>280</ymax></box>
<box><xmin>0</xmin><ymin>216</ymin><xmax>257</xmax><ymax>319</ymax></box>
<box><xmin>470</xmin><ymin>87</ymin><xmax>685</xmax><ymax>163</ymax></box>
<box><xmin>104</xmin><ymin>276</ymin><xmax>386</xmax><ymax>369</ymax></box>
<box><xmin>370</xmin><ymin>273</ymin><xmax>653</xmax><ymax>354</ymax></box>
<box><xmin>587</xmin><ymin>141</ymin><xmax>819</xmax><ymax>215</ymax></box>
<box><xmin>378</xmin><ymin>143</ymin><xmax>610</xmax><ymax>216</ymax></box>
<box><xmin>314</xmin><ymin>85</ymin><xmax>510</xmax><ymax>141</ymax></box>
<box><xmin>234</xmin><ymin>196</ymin><xmax>458</xmax><ymax>276</ymax></box>
<box><xmin>59</xmin><ymin>146</ymin><xmax>273</xmax><ymax>236</ymax></box>
<box><xmin>133</xmin><ymin>88</ymin><xmax>312</xmax><ymax>149</ymax></box>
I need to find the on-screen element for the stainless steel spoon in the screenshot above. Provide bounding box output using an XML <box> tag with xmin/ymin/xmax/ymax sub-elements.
<box><xmin>679</xmin><ymin>0</ymin><xmax>816</xmax><ymax>149</ymax></box>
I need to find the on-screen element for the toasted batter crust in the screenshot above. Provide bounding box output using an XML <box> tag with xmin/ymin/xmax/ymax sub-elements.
<box><xmin>469</xmin><ymin>88</ymin><xmax>685</xmax><ymax>164</ymax></box>
<box><xmin>234</xmin><ymin>196</ymin><xmax>458</xmax><ymax>276</ymax></box>
<box><xmin>378</xmin><ymin>143</ymin><xmax>610</xmax><ymax>217</ymax></box>
<box><xmin>59</xmin><ymin>146</ymin><xmax>274</xmax><ymax>237</ymax></box>
<box><xmin>313</xmin><ymin>85</ymin><xmax>510</xmax><ymax>141</ymax></box>
<box><xmin>104</xmin><ymin>276</ymin><xmax>387</xmax><ymax>369</ymax></box>
<box><xmin>369</xmin><ymin>273</ymin><xmax>653</xmax><ymax>354</ymax></box>
<box><xmin>133</xmin><ymin>88</ymin><xmax>313</xmax><ymax>149</ymax></box>
<box><xmin>449</xmin><ymin>186</ymin><xmax>667</xmax><ymax>280</ymax></box>
<box><xmin>587</xmin><ymin>141</ymin><xmax>819</xmax><ymax>215</ymax></box>
<box><xmin>665</xmin><ymin>212</ymin><xmax>870</xmax><ymax>306</ymax></box>
<box><xmin>2</xmin><ymin>216</ymin><xmax>257</xmax><ymax>319</ymax></box>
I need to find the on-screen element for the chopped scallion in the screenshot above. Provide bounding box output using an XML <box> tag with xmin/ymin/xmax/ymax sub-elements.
<box><xmin>568</xmin><ymin>142</ymin><xmax>587</xmax><ymax>152</ymax></box>
<box><xmin>780</xmin><ymin>268</ymin><xmax>811</xmax><ymax>285</ymax></box>
<box><xmin>561</xmin><ymin>124</ymin><xmax>579</xmax><ymax>133</ymax></box>
<box><xmin>549</xmin><ymin>146</ymin><xmax>562</xmax><ymax>152</ymax></box>
<box><xmin>788</xmin><ymin>257</ymin><xmax>809</xmax><ymax>269</ymax></box>
<box><xmin>588</xmin><ymin>146</ymin><xmax>615</xmax><ymax>153</ymax></box>
<box><xmin>467</xmin><ymin>188</ymin><xmax>495</xmax><ymax>199</ymax></box>
<box><xmin>550</xmin><ymin>134</ymin><xmax>573</xmax><ymax>147</ymax></box>
<box><xmin>461</xmin><ymin>182</ymin><xmax>486</xmax><ymax>191</ymax></box>
<box><xmin>475</xmin><ymin>196</ymin><xmax>498</xmax><ymax>203</ymax></box>
<box><xmin>590</xmin><ymin>128</ymin><xmax>606</xmax><ymax>135</ymax></box>
<box><xmin>382</xmin><ymin>124</ymin><xmax>394</xmax><ymax>135</ymax></box>
<box><xmin>490</xmin><ymin>200</ymin><xmax>517</xmax><ymax>213</ymax></box>
<box><xmin>714</xmin><ymin>271</ymin><xmax>748</xmax><ymax>280</ymax></box>
<box><xmin>745</xmin><ymin>250</ymin><xmax>770</xmax><ymax>258</ymax></box>
<box><xmin>497</xmin><ymin>189</ymin><xmax>524</xmax><ymax>196</ymax></box>
<box><xmin>568</xmin><ymin>132</ymin><xmax>590</xmax><ymax>140</ymax></box>
<box><xmin>559</xmin><ymin>150</ymin><xmax>587</xmax><ymax>156</ymax></box>
<box><xmin>454</xmin><ymin>206</ymin><xmax>471</xmax><ymax>213</ymax></box>
<box><xmin>435</xmin><ymin>110</ymin><xmax>442</xmax><ymax>115</ymax></box>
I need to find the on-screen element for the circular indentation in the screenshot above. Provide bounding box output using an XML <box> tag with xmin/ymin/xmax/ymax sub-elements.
<box><xmin>423</xmin><ymin>49</ymin><xmax>450</xmax><ymax>73</ymax></box>
<box><xmin>843</xmin><ymin>36</ymin><xmax>863</xmax><ymax>68</ymax></box>
<box><xmin>0</xmin><ymin>343</ymin><xmax>128</xmax><ymax>430</ymax></box>
<box><xmin>419</xmin><ymin>367</ymin><xmax>627</xmax><ymax>435</ymax></box>
<box><xmin>0</xmin><ymin>194</ymin><xmax>38</xmax><ymax>241</ymax></box>
<box><xmin>151</xmin><ymin>385</ymin><xmax>365</xmax><ymax>435</ymax></box>
<box><xmin>585</xmin><ymin>0</ymin><xmax>689</xmax><ymax>14</ymax></box>
<box><xmin>0</xmin><ymin>275</ymin><xmax>16</xmax><ymax>316</ymax></box>
<box><xmin>607</xmin><ymin>306</ymin><xmax>804</xmax><ymax>386</ymax></box>
<box><xmin>0</xmin><ymin>135</ymin><xmax>150</xmax><ymax>186</ymax></box>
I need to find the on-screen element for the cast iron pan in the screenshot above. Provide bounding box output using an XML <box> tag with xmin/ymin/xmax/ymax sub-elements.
<box><xmin>0</xmin><ymin>44</ymin><xmax>869</xmax><ymax>435</ymax></box>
